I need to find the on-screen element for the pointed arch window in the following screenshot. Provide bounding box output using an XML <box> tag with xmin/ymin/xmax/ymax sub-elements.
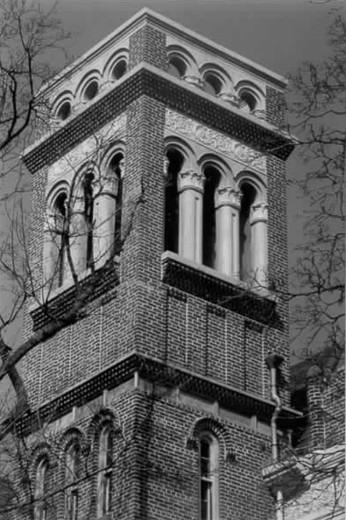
<box><xmin>199</xmin><ymin>434</ymin><xmax>219</xmax><ymax>520</ymax></box>
<box><xmin>65</xmin><ymin>445</ymin><xmax>80</xmax><ymax>520</ymax></box>
<box><xmin>97</xmin><ymin>427</ymin><xmax>113</xmax><ymax>518</ymax></box>
<box><xmin>34</xmin><ymin>458</ymin><xmax>49</xmax><ymax>520</ymax></box>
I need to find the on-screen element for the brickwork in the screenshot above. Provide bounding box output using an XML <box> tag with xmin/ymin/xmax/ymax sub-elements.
<box><xmin>266</xmin><ymin>86</ymin><xmax>286</xmax><ymax>128</ymax></box>
<box><xmin>307</xmin><ymin>366</ymin><xmax>345</xmax><ymax>449</ymax></box>
<box><xmin>128</xmin><ymin>24</ymin><xmax>168</xmax><ymax>71</ymax></box>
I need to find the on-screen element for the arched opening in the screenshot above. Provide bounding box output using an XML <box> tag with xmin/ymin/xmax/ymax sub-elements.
<box><xmin>54</xmin><ymin>192</ymin><xmax>68</xmax><ymax>286</ymax></box>
<box><xmin>83</xmin><ymin>80</ymin><xmax>99</xmax><ymax>101</ymax></box>
<box><xmin>83</xmin><ymin>171</ymin><xmax>94</xmax><ymax>268</ymax></box>
<box><xmin>239</xmin><ymin>183</ymin><xmax>257</xmax><ymax>281</ymax></box>
<box><xmin>112</xmin><ymin>59</ymin><xmax>127</xmax><ymax>80</ymax></box>
<box><xmin>168</xmin><ymin>56</ymin><xmax>187</xmax><ymax>79</ymax></box>
<box><xmin>199</xmin><ymin>434</ymin><xmax>219</xmax><ymax>520</ymax></box>
<box><xmin>98</xmin><ymin>428</ymin><xmax>113</xmax><ymax>517</ymax></box>
<box><xmin>34</xmin><ymin>458</ymin><xmax>49</xmax><ymax>520</ymax></box>
<box><xmin>203</xmin><ymin>166</ymin><xmax>220</xmax><ymax>268</ymax></box>
<box><xmin>204</xmin><ymin>73</ymin><xmax>222</xmax><ymax>97</ymax></box>
<box><xmin>57</xmin><ymin>101</ymin><xmax>71</xmax><ymax>121</ymax></box>
<box><xmin>108</xmin><ymin>152</ymin><xmax>124</xmax><ymax>254</ymax></box>
<box><xmin>239</xmin><ymin>90</ymin><xmax>257</xmax><ymax>113</ymax></box>
<box><xmin>65</xmin><ymin>445</ymin><xmax>80</xmax><ymax>520</ymax></box>
<box><xmin>164</xmin><ymin>148</ymin><xmax>184</xmax><ymax>254</ymax></box>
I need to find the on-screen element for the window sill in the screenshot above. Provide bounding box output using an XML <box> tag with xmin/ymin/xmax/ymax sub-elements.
<box><xmin>161</xmin><ymin>251</ymin><xmax>277</xmax><ymax>324</ymax></box>
<box><xmin>30</xmin><ymin>258</ymin><xmax>120</xmax><ymax>331</ymax></box>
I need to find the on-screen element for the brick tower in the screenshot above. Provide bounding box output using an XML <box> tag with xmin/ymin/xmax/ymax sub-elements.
<box><xmin>19</xmin><ymin>9</ymin><xmax>299</xmax><ymax>520</ymax></box>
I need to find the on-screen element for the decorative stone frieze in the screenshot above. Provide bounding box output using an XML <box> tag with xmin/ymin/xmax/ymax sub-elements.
<box><xmin>165</xmin><ymin>109</ymin><xmax>266</xmax><ymax>174</ymax></box>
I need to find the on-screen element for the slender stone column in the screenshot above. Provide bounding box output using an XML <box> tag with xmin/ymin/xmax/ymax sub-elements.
<box><xmin>215</xmin><ymin>188</ymin><xmax>242</xmax><ymax>279</ymax></box>
<box><xmin>250</xmin><ymin>202</ymin><xmax>268</xmax><ymax>288</ymax></box>
<box><xmin>70</xmin><ymin>195</ymin><xmax>88</xmax><ymax>274</ymax></box>
<box><xmin>93</xmin><ymin>161</ymin><xmax>123</xmax><ymax>268</ymax></box>
<box><xmin>178</xmin><ymin>169</ymin><xmax>205</xmax><ymax>263</ymax></box>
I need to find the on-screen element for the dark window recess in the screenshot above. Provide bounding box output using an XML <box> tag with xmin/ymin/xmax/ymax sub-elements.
<box><xmin>203</xmin><ymin>167</ymin><xmax>220</xmax><ymax>269</ymax></box>
<box><xmin>239</xmin><ymin>183</ymin><xmax>256</xmax><ymax>282</ymax></box>
<box><xmin>164</xmin><ymin>149</ymin><xmax>183</xmax><ymax>254</ymax></box>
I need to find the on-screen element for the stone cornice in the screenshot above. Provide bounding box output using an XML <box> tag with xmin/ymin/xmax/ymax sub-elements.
<box><xmin>15</xmin><ymin>352</ymin><xmax>301</xmax><ymax>437</ymax></box>
<box><xmin>23</xmin><ymin>64</ymin><xmax>295</xmax><ymax>174</ymax></box>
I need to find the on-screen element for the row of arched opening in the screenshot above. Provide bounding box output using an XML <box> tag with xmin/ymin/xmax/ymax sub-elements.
<box><xmin>167</xmin><ymin>48</ymin><xmax>265</xmax><ymax>117</ymax></box>
<box><xmin>164</xmin><ymin>146</ymin><xmax>268</xmax><ymax>287</ymax></box>
<box><xmin>43</xmin><ymin>150</ymin><xmax>124</xmax><ymax>290</ymax></box>
<box><xmin>53</xmin><ymin>51</ymin><xmax>128</xmax><ymax>122</ymax></box>
<box><xmin>32</xmin><ymin>421</ymin><xmax>115</xmax><ymax>520</ymax></box>
<box><xmin>44</xmin><ymin>144</ymin><xmax>267</xmax><ymax>292</ymax></box>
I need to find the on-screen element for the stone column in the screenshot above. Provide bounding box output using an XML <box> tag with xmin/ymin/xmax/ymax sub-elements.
<box><xmin>70</xmin><ymin>195</ymin><xmax>88</xmax><ymax>275</ymax></box>
<box><xmin>250</xmin><ymin>202</ymin><xmax>268</xmax><ymax>288</ymax></box>
<box><xmin>178</xmin><ymin>169</ymin><xmax>205</xmax><ymax>263</ymax></box>
<box><xmin>215</xmin><ymin>188</ymin><xmax>242</xmax><ymax>279</ymax></box>
<box><xmin>93</xmin><ymin>161</ymin><xmax>123</xmax><ymax>268</ymax></box>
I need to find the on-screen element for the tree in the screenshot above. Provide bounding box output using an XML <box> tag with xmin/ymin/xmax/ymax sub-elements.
<box><xmin>288</xmin><ymin>8</ymin><xmax>345</xmax><ymax>367</ymax></box>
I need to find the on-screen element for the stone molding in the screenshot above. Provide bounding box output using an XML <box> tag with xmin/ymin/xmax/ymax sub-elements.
<box><xmin>166</xmin><ymin>108</ymin><xmax>266</xmax><ymax>174</ymax></box>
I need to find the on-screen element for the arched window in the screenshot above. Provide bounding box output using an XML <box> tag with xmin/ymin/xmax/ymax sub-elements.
<box><xmin>203</xmin><ymin>73</ymin><xmax>223</xmax><ymax>97</ymax></box>
<box><xmin>199</xmin><ymin>435</ymin><xmax>219</xmax><ymax>520</ymax></box>
<box><xmin>97</xmin><ymin>428</ymin><xmax>113</xmax><ymax>518</ymax></box>
<box><xmin>34</xmin><ymin>458</ymin><xmax>49</xmax><ymax>520</ymax></box>
<box><xmin>202</xmin><ymin>166</ymin><xmax>220</xmax><ymax>269</ymax></box>
<box><xmin>83</xmin><ymin>171</ymin><xmax>95</xmax><ymax>269</ymax></box>
<box><xmin>53</xmin><ymin>192</ymin><xmax>68</xmax><ymax>286</ymax></box>
<box><xmin>65</xmin><ymin>445</ymin><xmax>80</xmax><ymax>520</ymax></box>
<box><xmin>108</xmin><ymin>153</ymin><xmax>123</xmax><ymax>255</ymax></box>
<box><xmin>168</xmin><ymin>55</ymin><xmax>187</xmax><ymax>79</ymax></box>
<box><xmin>239</xmin><ymin>183</ymin><xmax>257</xmax><ymax>281</ymax></box>
<box><xmin>164</xmin><ymin>149</ymin><xmax>183</xmax><ymax>254</ymax></box>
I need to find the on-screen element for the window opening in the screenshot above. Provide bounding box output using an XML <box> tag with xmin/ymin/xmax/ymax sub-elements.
<box><xmin>83</xmin><ymin>172</ymin><xmax>94</xmax><ymax>268</ymax></box>
<box><xmin>239</xmin><ymin>90</ymin><xmax>257</xmax><ymax>112</ymax></box>
<box><xmin>98</xmin><ymin>428</ymin><xmax>113</xmax><ymax>518</ymax></box>
<box><xmin>112</xmin><ymin>59</ymin><xmax>127</xmax><ymax>80</ymax></box>
<box><xmin>54</xmin><ymin>192</ymin><xmax>68</xmax><ymax>286</ymax></box>
<box><xmin>204</xmin><ymin>74</ymin><xmax>222</xmax><ymax>97</ymax></box>
<box><xmin>84</xmin><ymin>80</ymin><xmax>99</xmax><ymax>101</ymax></box>
<box><xmin>108</xmin><ymin>153</ymin><xmax>123</xmax><ymax>255</ymax></box>
<box><xmin>34</xmin><ymin>458</ymin><xmax>48</xmax><ymax>520</ymax></box>
<box><xmin>202</xmin><ymin>167</ymin><xmax>220</xmax><ymax>268</ymax></box>
<box><xmin>168</xmin><ymin>56</ymin><xmax>186</xmax><ymax>79</ymax></box>
<box><xmin>199</xmin><ymin>436</ymin><xmax>218</xmax><ymax>520</ymax></box>
<box><xmin>57</xmin><ymin>101</ymin><xmax>71</xmax><ymax>121</ymax></box>
<box><xmin>65</xmin><ymin>446</ymin><xmax>80</xmax><ymax>520</ymax></box>
<box><xmin>239</xmin><ymin>183</ymin><xmax>256</xmax><ymax>281</ymax></box>
<box><xmin>164</xmin><ymin>149</ymin><xmax>183</xmax><ymax>254</ymax></box>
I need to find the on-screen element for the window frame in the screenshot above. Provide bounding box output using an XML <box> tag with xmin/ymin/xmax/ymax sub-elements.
<box><xmin>34</xmin><ymin>457</ymin><xmax>49</xmax><ymax>520</ymax></box>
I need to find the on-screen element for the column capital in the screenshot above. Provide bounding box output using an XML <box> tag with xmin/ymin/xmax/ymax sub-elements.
<box><xmin>178</xmin><ymin>170</ymin><xmax>205</xmax><ymax>193</ymax></box>
<box><xmin>183</xmin><ymin>75</ymin><xmax>204</xmax><ymax>89</ymax></box>
<box><xmin>218</xmin><ymin>92</ymin><xmax>241</xmax><ymax>107</ymax></box>
<box><xmin>94</xmin><ymin>174</ymin><xmax>120</xmax><ymax>197</ymax></box>
<box><xmin>250</xmin><ymin>202</ymin><xmax>268</xmax><ymax>224</ymax></box>
<box><xmin>215</xmin><ymin>187</ymin><xmax>242</xmax><ymax>209</ymax></box>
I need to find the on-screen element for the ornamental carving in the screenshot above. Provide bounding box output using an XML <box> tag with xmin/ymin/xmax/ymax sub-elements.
<box><xmin>178</xmin><ymin>170</ymin><xmax>206</xmax><ymax>193</ymax></box>
<box><xmin>165</xmin><ymin>109</ymin><xmax>266</xmax><ymax>173</ymax></box>
<box><xmin>215</xmin><ymin>187</ymin><xmax>242</xmax><ymax>208</ymax></box>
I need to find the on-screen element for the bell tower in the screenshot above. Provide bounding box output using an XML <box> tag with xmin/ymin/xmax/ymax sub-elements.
<box><xmin>19</xmin><ymin>9</ymin><xmax>299</xmax><ymax>520</ymax></box>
